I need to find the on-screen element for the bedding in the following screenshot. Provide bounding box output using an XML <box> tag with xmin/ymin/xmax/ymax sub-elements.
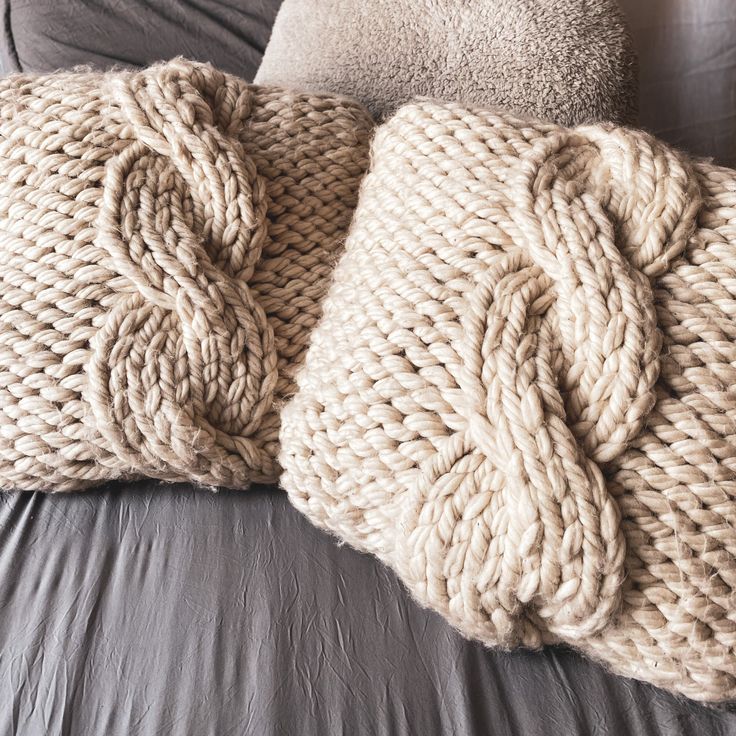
<box><xmin>0</xmin><ymin>59</ymin><xmax>371</xmax><ymax>491</ymax></box>
<box><xmin>5</xmin><ymin>484</ymin><xmax>736</xmax><ymax>736</ymax></box>
<box><xmin>255</xmin><ymin>0</ymin><xmax>638</xmax><ymax>125</ymax></box>
<box><xmin>279</xmin><ymin>99</ymin><xmax>736</xmax><ymax>703</ymax></box>
<box><xmin>0</xmin><ymin>0</ymin><xmax>735</xmax><ymax>734</ymax></box>
<box><xmin>0</xmin><ymin>0</ymin><xmax>280</xmax><ymax>81</ymax></box>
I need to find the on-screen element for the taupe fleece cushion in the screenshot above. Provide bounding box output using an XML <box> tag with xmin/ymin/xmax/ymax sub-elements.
<box><xmin>255</xmin><ymin>0</ymin><xmax>638</xmax><ymax>126</ymax></box>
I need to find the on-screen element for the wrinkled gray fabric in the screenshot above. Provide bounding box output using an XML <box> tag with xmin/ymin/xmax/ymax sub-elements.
<box><xmin>1</xmin><ymin>485</ymin><xmax>736</xmax><ymax>736</ymax></box>
<box><xmin>0</xmin><ymin>1</ymin><xmax>736</xmax><ymax>734</ymax></box>
<box><xmin>0</xmin><ymin>0</ymin><xmax>281</xmax><ymax>79</ymax></box>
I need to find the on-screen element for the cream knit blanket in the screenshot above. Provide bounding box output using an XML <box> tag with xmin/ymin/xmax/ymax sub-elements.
<box><xmin>0</xmin><ymin>60</ymin><xmax>372</xmax><ymax>490</ymax></box>
<box><xmin>279</xmin><ymin>101</ymin><xmax>736</xmax><ymax>702</ymax></box>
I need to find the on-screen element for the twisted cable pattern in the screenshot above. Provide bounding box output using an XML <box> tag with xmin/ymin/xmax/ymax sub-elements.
<box><xmin>279</xmin><ymin>101</ymin><xmax>736</xmax><ymax>702</ymax></box>
<box><xmin>0</xmin><ymin>59</ymin><xmax>372</xmax><ymax>490</ymax></box>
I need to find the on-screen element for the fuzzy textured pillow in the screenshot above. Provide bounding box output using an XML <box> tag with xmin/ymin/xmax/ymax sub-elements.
<box><xmin>255</xmin><ymin>0</ymin><xmax>638</xmax><ymax>126</ymax></box>
<box><xmin>0</xmin><ymin>59</ymin><xmax>373</xmax><ymax>491</ymax></box>
<box><xmin>279</xmin><ymin>100</ymin><xmax>736</xmax><ymax>702</ymax></box>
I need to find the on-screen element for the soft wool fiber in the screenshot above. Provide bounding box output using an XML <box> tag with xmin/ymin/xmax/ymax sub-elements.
<box><xmin>0</xmin><ymin>59</ymin><xmax>372</xmax><ymax>491</ymax></box>
<box><xmin>255</xmin><ymin>0</ymin><xmax>638</xmax><ymax>126</ymax></box>
<box><xmin>279</xmin><ymin>100</ymin><xmax>736</xmax><ymax>702</ymax></box>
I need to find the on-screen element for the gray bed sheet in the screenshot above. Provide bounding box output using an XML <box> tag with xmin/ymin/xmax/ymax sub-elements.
<box><xmin>2</xmin><ymin>484</ymin><xmax>734</xmax><ymax>736</ymax></box>
<box><xmin>0</xmin><ymin>1</ymin><xmax>735</xmax><ymax>734</ymax></box>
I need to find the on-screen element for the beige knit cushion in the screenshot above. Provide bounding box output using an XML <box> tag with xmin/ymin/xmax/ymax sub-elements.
<box><xmin>279</xmin><ymin>100</ymin><xmax>736</xmax><ymax>702</ymax></box>
<box><xmin>0</xmin><ymin>59</ymin><xmax>372</xmax><ymax>491</ymax></box>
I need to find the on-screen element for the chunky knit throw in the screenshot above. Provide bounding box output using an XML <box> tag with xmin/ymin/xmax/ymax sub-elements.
<box><xmin>279</xmin><ymin>101</ymin><xmax>736</xmax><ymax>702</ymax></box>
<box><xmin>0</xmin><ymin>59</ymin><xmax>372</xmax><ymax>491</ymax></box>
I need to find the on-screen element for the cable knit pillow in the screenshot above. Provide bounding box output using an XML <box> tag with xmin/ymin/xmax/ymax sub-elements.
<box><xmin>279</xmin><ymin>101</ymin><xmax>736</xmax><ymax>702</ymax></box>
<box><xmin>255</xmin><ymin>0</ymin><xmax>637</xmax><ymax>126</ymax></box>
<box><xmin>0</xmin><ymin>59</ymin><xmax>372</xmax><ymax>491</ymax></box>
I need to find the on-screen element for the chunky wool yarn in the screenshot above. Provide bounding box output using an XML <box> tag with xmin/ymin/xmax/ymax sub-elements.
<box><xmin>279</xmin><ymin>100</ymin><xmax>736</xmax><ymax>702</ymax></box>
<box><xmin>0</xmin><ymin>59</ymin><xmax>372</xmax><ymax>491</ymax></box>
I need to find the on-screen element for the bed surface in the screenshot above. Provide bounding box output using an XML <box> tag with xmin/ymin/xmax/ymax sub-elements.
<box><xmin>1</xmin><ymin>1</ymin><xmax>735</xmax><ymax>734</ymax></box>
<box><xmin>3</xmin><ymin>485</ymin><xmax>735</xmax><ymax>736</ymax></box>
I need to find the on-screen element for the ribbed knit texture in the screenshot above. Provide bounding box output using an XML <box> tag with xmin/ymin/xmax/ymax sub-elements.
<box><xmin>279</xmin><ymin>100</ymin><xmax>736</xmax><ymax>702</ymax></box>
<box><xmin>0</xmin><ymin>59</ymin><xmax>372</xmax><ymax>491</ymax></box>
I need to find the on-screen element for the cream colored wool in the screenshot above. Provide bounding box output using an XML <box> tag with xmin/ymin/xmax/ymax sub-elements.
<box><xmin>279</xmin><ymin>100</ymin><xmax>736</xmax><ymax>702</ymax></box>
<box><xmin>0</xmin><ymin>59</ymin><xmax>372</xmax><ymax>491</ymax></box>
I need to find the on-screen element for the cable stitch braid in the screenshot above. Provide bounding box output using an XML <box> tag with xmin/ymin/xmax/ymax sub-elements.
<box><xmin>88</xmin><ymin>63</ymin><xmax>277</xmax><ymax>485</ymax></box>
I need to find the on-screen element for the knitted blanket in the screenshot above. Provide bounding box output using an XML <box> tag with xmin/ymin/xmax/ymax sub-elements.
<box><xmin>279</xmin><ymin>101</ymin><xmax>736</xmax><ymax>702</ymax></box>
<box><xmin>255</xmin><ymin>0</ymin><xmax>637</xmax><ymax>126</ymax></box>
<box><xmin>0</xmin><ymin>59</ymin><xmax>373</xmax><ymax>491</ymax></box>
